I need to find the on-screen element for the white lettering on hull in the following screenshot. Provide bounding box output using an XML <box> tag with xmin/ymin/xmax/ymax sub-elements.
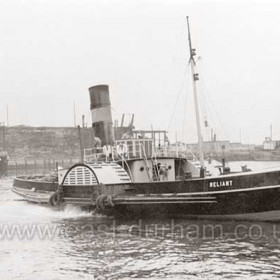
<box><xmin>209</xmin><ymin>180</ymin><xmax>233</xmax><ymax>188</ymax></box>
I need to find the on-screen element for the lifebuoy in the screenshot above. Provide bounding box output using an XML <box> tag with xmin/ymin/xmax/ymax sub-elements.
<box><xmin>96</xmin><ymin>194</ymin><xmax>108</xmax><ymax>211</ymax></box>
<box><xmin>95</xmin><ymin>194</ymin><xmax>115</xmax><ymax>211</ymax></box>
<box><xmin>117</xmin><ymin>143</ymin><xmax>128</xmax><ymax>156</ymax></box>
<box><xmin>49</xmin><ymin>191</ymin><xmax>61</xmax><ymax>206</ymax></box>
<box><xmin>91</xmin><ymin>191</ymin><xmax>99</xmax><ymax>205</ymax></box>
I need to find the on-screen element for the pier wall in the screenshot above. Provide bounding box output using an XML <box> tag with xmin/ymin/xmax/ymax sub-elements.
<box><xmin>1</xmin><ymin>126</ymin><xmax>280</xmax><ymax>163</ymax></box>
<box><xmin>0</xmin><ymin>126</ymin><xmax>94</xmax><ymax>159</ymax></box>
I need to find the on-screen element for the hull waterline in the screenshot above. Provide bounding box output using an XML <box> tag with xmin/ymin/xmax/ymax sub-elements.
<box><xmin>12</xmin><ymin>169</ymin><xmax>280</xmax><ymax>222</ymax></box>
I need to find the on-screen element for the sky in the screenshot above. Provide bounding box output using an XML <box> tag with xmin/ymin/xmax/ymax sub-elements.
<box><xmin>0</xmin><ymin>0</ymin><xmax>280</xmax><ymax>144</ymax></box>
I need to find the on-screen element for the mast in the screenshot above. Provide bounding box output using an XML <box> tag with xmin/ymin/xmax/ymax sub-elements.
<box><xmin>186</xmin><ymin>17</ymin><xmax>205</xmax><ymax>175</ymax></box>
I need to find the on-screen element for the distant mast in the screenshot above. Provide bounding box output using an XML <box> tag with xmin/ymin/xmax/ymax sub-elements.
<box><xmin>186</xmin><ymin>17</ymin><xmax>205</xmax><ymax>175</ymax></box>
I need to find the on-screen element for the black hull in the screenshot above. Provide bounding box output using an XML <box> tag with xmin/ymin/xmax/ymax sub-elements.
<box><xmin>110</xmin><ymin>185</ymin><xmax>280</xmax><ymax>220</ymax></box>
<box><xmin>12</xmin><ymin>169</ymin><xmax>280</xmax><ymax>221</ymax></box>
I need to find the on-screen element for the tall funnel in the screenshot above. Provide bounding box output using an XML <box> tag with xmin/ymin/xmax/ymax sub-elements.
<box><xmin>89</xmin><ymin>84</ymin><xmax>114</xmax><ymax>146</ymax></box>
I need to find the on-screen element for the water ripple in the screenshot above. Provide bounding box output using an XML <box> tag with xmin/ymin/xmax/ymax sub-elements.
<box><xmin>2</xmin><ymin>169</ymin><xmax>280</xmax><ymax>279</ymax></box>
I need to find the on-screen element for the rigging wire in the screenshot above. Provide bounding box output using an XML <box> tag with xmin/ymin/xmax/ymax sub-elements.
<box><xmin>167</xmin><ymin>64</ymin><xmax>190</xmax><ymax>132</ymax></box>
<box><xmin>111</xmin><ymin>106</ymin><xmax>122</xmax><ymax>117</ymax></box>
<box><xmin>111</xmin><ymin>106</ymin><xmax>124</xmax><ymax>124</ymax></box>
<box><xmin>181</xmin><ymin>65</ymin><xmax>192</xmax><ymax>142</ymax></box>
<box><xmin>198</xmin><ymin>64</ymin><xmax>245</xmax><ymax>166</ymax></box>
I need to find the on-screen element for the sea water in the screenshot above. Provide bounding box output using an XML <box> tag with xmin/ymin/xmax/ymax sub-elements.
<box><xmin>1</xmin><ymin>161</ymin><xmax>280</xmax><ymax>279</ymax></box>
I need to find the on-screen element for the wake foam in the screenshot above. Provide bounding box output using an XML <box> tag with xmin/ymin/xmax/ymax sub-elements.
<box><xmin>0</xmin><ymin>200</ymin><xmax>92</xmax><ymax>223</ymax></box>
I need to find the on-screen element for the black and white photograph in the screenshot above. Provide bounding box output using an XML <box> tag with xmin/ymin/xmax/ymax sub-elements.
<box><xmin>1</xmin><ymin>0</ymin><xmax>280</xmax><ymax>279</ymax></box>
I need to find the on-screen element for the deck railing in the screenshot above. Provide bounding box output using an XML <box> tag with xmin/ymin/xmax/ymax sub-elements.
<box><xmin>83</xmin><ymin>139</ymin><xmax>198</xmax><ymax>163</ymax></box>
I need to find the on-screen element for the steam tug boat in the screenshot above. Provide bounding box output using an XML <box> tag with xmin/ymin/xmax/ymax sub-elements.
<box><xmin>13</xmin><ymin>82</ymin><xmax>280</xmax><ymax>221</ymax></box>
<box><xmin>12</xmin><ymin>18</ymin><xmax>280</xmax><ymax>221</ymax></box>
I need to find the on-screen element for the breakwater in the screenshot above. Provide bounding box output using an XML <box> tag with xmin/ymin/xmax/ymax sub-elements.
<box><xmin>1</xmin><ymin>126</ymin><xmax>93</xmax><ymax>158</ymax></box>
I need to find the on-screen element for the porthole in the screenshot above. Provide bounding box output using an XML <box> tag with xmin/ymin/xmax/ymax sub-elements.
<box><xmin>140</xmin><ymin>166</ymin><xmax>144</xmax><ymax>172</ymax></box>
